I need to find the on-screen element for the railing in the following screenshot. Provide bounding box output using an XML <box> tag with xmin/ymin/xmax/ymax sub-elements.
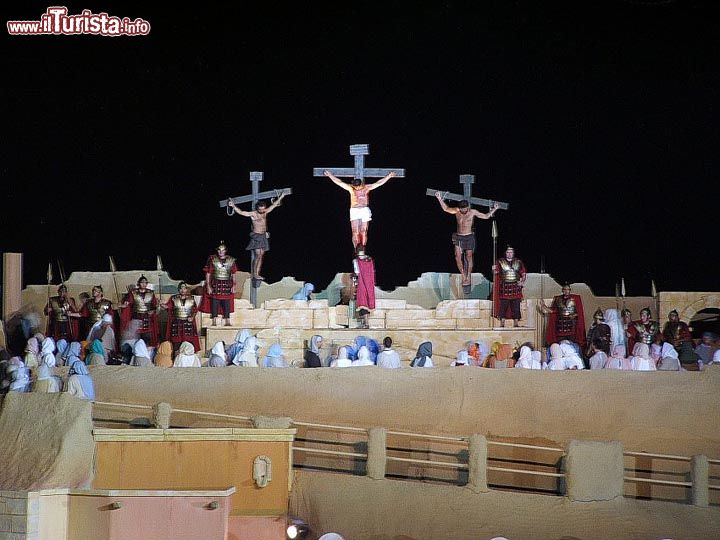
<box><xmin>91</xmin><ymin>400</ymin><xmax>716</xmax><ymax>504</ymax></box>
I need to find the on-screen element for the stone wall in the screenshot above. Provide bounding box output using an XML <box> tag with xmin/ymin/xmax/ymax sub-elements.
<box><xmin>0</xmin><ymin>491</ymin><xmax>37</xmax><ymax>540</ymax></box>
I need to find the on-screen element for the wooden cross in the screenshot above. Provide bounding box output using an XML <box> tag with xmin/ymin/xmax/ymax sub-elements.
<box><xmin>425</xmin><ymin>174</ymin><xmax>509</xmax><ymax>211</ymax></box>
<box><xmin>313</xmin><ymin>144</ymin><xmax>405</xmax><ymax>182</ymax></box>
<box><xmin>218</xmin><ymin>171</ymin><xmax>292</xmax><ymax>307</ymax></box>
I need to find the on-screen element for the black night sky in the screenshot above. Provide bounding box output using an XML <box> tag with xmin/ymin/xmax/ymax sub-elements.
<box><xmin>2</xmin><ymin>1</ymin><xmax>718</xmax><ymax>296</ymax></box>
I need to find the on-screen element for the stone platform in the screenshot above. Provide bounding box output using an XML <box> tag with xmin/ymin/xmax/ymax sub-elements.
<box><xmin>202</xmin><ymin>298</ymin><xmax>538</xmax><ymax>365</ymax></box>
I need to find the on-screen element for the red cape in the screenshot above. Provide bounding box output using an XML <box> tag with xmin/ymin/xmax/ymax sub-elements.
<box><xmin>356</xmin><ymin>258</ymin><xmax>376</xmax><ymax>310</ymax></box>
<box><xmin>198</xmin><ymin>255</ymin><xmax>238</xmax><ymax>315</ymax></box>
<box><xmin>546</xmin><ymin>294</ymin><xmax>586</xmax><ymax>346</ymax></box>
<box><xmin>119</xmin><ymin>291</ymin><xmax>160</xmax><ymax>347</ymax></box>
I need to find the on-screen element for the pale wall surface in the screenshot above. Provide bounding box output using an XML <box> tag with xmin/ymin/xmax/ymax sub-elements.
<box><xmin>289</xmin><ymin>471</ymin><xmax>720</xmax><ymax>540</ymax></box>
<box><xmin>0</xmin><ymin>393</ymin><xmax>94</xmax><ymax>491</ymax></box>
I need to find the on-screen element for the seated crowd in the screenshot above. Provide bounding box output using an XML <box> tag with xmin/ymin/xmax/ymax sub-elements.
<box><xmin>1</xmin><ymin>308</ymin><xmax>718</xmax><ymax>402</ymax></box>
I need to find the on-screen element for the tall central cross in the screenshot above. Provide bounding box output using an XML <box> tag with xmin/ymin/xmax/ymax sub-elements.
<box><xmin>219</xmin><ymin>171</ymin><xmax>292</xmax><ymax>307</ymax></box>
<box><xmin>313</xmin><ymin>144</ymin><xmax>405</xmax><ymax>182</ymax></box>
<box><xmin>425</xmin><ymin>174</ymin><xmax>509</xmax><ymax>211</ymax></box>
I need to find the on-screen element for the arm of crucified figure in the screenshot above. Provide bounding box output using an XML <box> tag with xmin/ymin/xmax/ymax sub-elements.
<box><xmin>228</xmin><ymin>199</ymin><xmax>255</xmax><ymax>217</ymax></box>
<box><xmin>264</xmin><ymin>192</ymin><xmax>286</xmax><ymax>214</ymax></box>
<box><xmin>367</xmin><ymin>171</ymin><xmax>396</xmax><ymax>190</ymax></box>
<box><xmin>435</xmin><ymin>191</ymin><xmax>457</xmax><ymax>214</ymax></box>
<box><xmin>323</xmin><ymin>170</ymin><xmax>353</xmax><ymax>191</ymax></box>
<box><xmin>471</xmin><ymin>202</ymin><xmax>501</xmax><ymax>220</ymax></box>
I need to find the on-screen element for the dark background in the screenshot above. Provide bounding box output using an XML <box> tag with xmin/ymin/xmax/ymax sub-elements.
<box><xmin>2</xmin><ymin>1</ymin><xmax>718</xmax><ymax>296</ymax></box>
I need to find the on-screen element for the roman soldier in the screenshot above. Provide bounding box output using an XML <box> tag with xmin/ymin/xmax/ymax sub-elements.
<box><xmin>627</xmin><ymin>307</ymin><xmax>660</xmax><ymax>354</ymax></box>
<box><xmin>79</xmin><ymin>285</ymin><xmax>114</xmax><ymax>339</ymax></box>
<box><xmin>119</xmin><ymin>275</ymin><xmax>160</xmax><ymax>347</ymax></box>
<box><xmin>585</xmin><ymin>308</ymin><xmax>611</xmax><ymax>356</ymax></box>
<box><xmin>492</xmin><ymin>246</ymin><xmax>527</xmax><ymax>327</ymax></box>
<box><xmin>44</xmin><ymin>284</ymin><xmax>80</xmax><ymax>341</ymax></box>
<box><xmin>662</xmin><ymin>309</ymin><xmax>692</xmax><ymax>350</ymax></box>
<box><xmin>198</xmin><ymin>241</ymin><xmax>238</xmax><ymax>326</ymax></box>
<box><xmin>543</xmin><ymin>283</ymin><xmax>586</xmax><ymax>347</ymax></box>
<box><xmin>165</xmin><ymin>281</ymin><xmax>200</xmax><ymax>353</ymax></box>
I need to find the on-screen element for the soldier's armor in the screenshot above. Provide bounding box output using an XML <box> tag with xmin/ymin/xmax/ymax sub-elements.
<box><xmin>555</xmin><ymin>296</ymin><xmax>577</xmax><ymax>318</ymax></box>
<box><xmin>172</xmin><ymin>295</ymin><xmax>196</xmax><ymax>320</ymax></box>
<box><xmin>634</xmin><ymin>321</ymin><xmax>659</xmax><ymax>345</ymax></box>
<box><xmin>499</xmin><ymin>259</ymin><xmax>522</xmax><ymax>283</ymax></box>
<box><xmin>49</xmin><ymin>295</ymin><xmax>72</xmax><ymax>321</ymax></box>
<box><xmin>86</xmin><ymin>299</ymin><xmax>112</xmax><ymax>323</ymax></box>
<box><xmin>128</xmin><ymin>289</ymin><xmax>154</xmax><ymax>315</ymax></box>
<box><xmin>211</xmin><ymin>255</ymin><xmax>236</xmax><ymax>280</ymax></box>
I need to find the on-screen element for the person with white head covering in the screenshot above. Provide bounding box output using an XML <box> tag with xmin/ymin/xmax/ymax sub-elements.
<box><xmin>233</xmin><ymin>336</ymin><xmax>259</xmax><ymax>367</ymax></box>
<box><xmin>226</xmin><ymin>329</ymin><xmax>250</xmax><ymax>361</ymax></box>
<box><xmin>65</xmin><ymin>360</ymin><xmax>95</xmax><ymax>400</ymax></box>
<box><xmin>292</xmin><ymin>282</ymin><xmax>315</xmax><ymax>301</ymax></box>
<box><xmin>174</xmin><ymin>341</ymin><xmax>202</xmax><ymax>367</ymax></box>
<box><xmin>88</xmin><ymin>313</ymin><xmax>117</xmax><ymax>359</ymax></box>
<box><xmin>604</xmin><ymin>344</ymin><xmax>632</xmax><ymax>370</ymax></box>
<box><xmin>547</xmin><ymin>343</ymin><xmax>566</xmax><ymax>370</ymax></box>
<box><xmin>262</xmin><ymin>343</ymin><xmax>288</xmax><ymax>368</ymax></box>
<box><xmin>131</xmin><ymin>339</ymin><xmax>153</xmax><ymax>367</ymax></box>
<box><xmin>7</xmin><ymin>358</ymin><xmax>31</xmax><ymax>392</ymax></box>
<box><xmin>33</xmin><ymin>362</ymin><xmax>63</xmax><ymax>393</ymax></box>
<box><xmin>330</xmin><ymin>346</ymin><xmax>352</xmax><ymax>367</ymax></box>
<box><xmin>410</xmin><ymin>341</ymin><xmax>433</xmax><ymax>368</ymax></box>
<box><xmin>304</xmin><ymin>335</ymin><xmax>324</xmax><ymax>368</ymax></box>
<box><xmin>603</xmin><ymin>308</ymin><xmax>626</xmax><ymax>353</ymax></box>
<box><xmin>650</xmin><ymin>343</ymin><xmax>663</xmax><ymax>364</ymax></box>
<box><xmin>451</xmin><ymin>350</ymin><xmax>472</xmax><ymax>367</ymax></box>
<box><xmin>351</xmin><ymin>345</ymin><xmax>374</xmax><ymax>366</ymax></box>
<box><xmin>560</xmin><ymin>342</ymin><xmax>585</xmax><ymax>370</ymax></box>
<box><xmin>207</xmin><ymin>341</ymin><xmax>228</xmax><ymax>367</ymax></box>
<box><xmin>55</xmin><ymin>338</ymin><xmax>68</xmax><ymax>367</ymax></box>
<box><xmin>40</xmin><ymin>336</ymin><xmax>57</xmax><ymax>368</ymax></box>
<box><xmin>514</xmin><ymin>346</ymin><xmax>543</xmax><ymax>369</ymax></box>
<box><xmin>630</xmin><ymin>343</ymin><xmax>657</xmax><ymax>371</ymax></box>
<box><xmin>657</xmin><ymin>342</ymin><xmax>681</xmax><ymax>371</ymax></box>
<box><xmin>23</xmin><ymin>337</ymin><xmax>40</xmax><ymax>369</ymax></box>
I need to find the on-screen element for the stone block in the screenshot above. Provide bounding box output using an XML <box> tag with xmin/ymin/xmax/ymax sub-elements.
<box><xmin>262</xmin><ymin>299</ymin><xmax>310</xmax><ymax>310</ymax></box>
<box><xmin>565</xmin><ymin>440</ymin><xmax>624</xmax><ymax>501</ymax></box>
<box><xmin>232</xmin><ymin>309</ymin><xmax>270</xmax><ymax>327</ymax></box>
<box><xmin>313</xmin><ymin>311</ymin><xmax>329</xmax><ymax>328</ymax></box>
<box><xmin>266</xmin><ymin>310</ymin><xmax>314</xmax><ymax>329</ymax></box>
<box><xmin>0</xmin><ymin>515</ymin><xmax>12</xmax><ymax>533</ymax></box>
<box><xmin>368</xmin><ymin>319</ymin><xmax>386</xmax><ymax>329</ymax></box>
<box><xmin>455</xmin><ymin>319</ymin><xmax>491</xmax><ymax>330</ymax></box>
<box><xmin>385</xmin><ymin>310</ymin><xmax>436</xmax><ymax>321</ymax></box>
<box><xmin>4</xmin><ymin>499</ymin><xmax>26</xmax><ymax>516</ymax></box>
<box><xmin>308</xmin><ymin>300</ymin><xmax>329</xmax><ymax>309</ymax></box>
<box><xmin>435</xmin><ymin>300</ymin><xmax>482</xmax><ymax>319</ymax></box>
<box><xmin>375</xmin><ymin>299</ymin><xmax>407</xmax><ymax>309</ymax></box>
<box><xmin>10</xmin><ymin>516</ymin><xmax>25</xmax><ymax>533</ymax></box>
<box><xmin>385</xmin><ymin>318</ymin><xmax>456</xmax><ymax>330</ymax></box>
<box><xmin>235</xmin><ymin>299</ymin><xmax>253</xmax><ymax>310</ymax></box>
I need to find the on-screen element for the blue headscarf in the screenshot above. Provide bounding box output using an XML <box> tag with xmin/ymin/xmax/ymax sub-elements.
<box><xmin>262</xmin><ymin>343</ymin><xmax>287</xmax><ymax>368</ymax></box>
<box><xmin>292</xmin><ymin>283</ymin><xmax>315</xmax><ymax>300</ymax></box>
<box><xmin>69</xmin><ymin>360</ymin><xmax>95</xmax><ymax>400</ymax></box>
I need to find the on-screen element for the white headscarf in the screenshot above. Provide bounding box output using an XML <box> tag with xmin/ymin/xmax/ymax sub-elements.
<box><xmin>41</xmin><ymin>337</ymin><xmax>57</xmax><ymax>368</ymax></box>
<box><xmin>331</xmin><ymin>346</ymin><xmax>352</xmax><ymax>367</ymax></box>
<box><xmin>547</xmin><ymin>343</ymin><xmax>565</xmax><ymax>370</ymax></box>
<box><xmin>310</xmin><ymin>335</ymin><xmax>323</xmax><ymax>355</ymax></box>
<box><xmin>452</xmin><ymin>350</ymin><xmax>471</xmax><ymax>366</ymax></box>
<box><xmin>131</xmin><ymin>339</ymin><xmax>152</xmax><ymax>367</ymax></box>
<box><xmin>604</xmin><ymin>308</ymin><xmax>626</xmax><ymax>350</ymax></box>
<box><xmin>631</xmin><ymin>343</ymin><xmax>656</xmax><ymax>371</ymax></box>
<box><xmin>560</xmin><ymin>343</ymin><xmax>585</xmax><ymax>370</ymax></box>
<box><xmin>351</xmin><ymin>345</ymin><xmax>374</xmax><ymax>366</ymax></box>
<box><xmin>233</xmin><ymin>336</ymin><xmax>259</xmax><ymax>367</ymax></box>
<box><xmin>174</xmin><ymin>341</ymin><xmax>201</xmax><ymax>367</ymax></box>
<box><xmin>515</xmin><ymin>346</ymin><xmax>542</xmax><ymax>369</ymax></box>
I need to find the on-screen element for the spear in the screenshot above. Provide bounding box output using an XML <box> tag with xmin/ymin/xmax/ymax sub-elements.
<box><xmin>108</xmin><ymin>256</ymin><xmax>121</xmax><ymax>306</ymax></box>
<box><xmin>156</xmin><ymin>255</ymin><xmax>164</xmax><ymax>303</ymax></box>
<box><xmin>615</xmin><ymin>282</ymin><xmax>620</xmax><ymax>310</ymax></box>
<box><xmin>621</xmin><ymin>277</ymin><xmax>626</xmax><ymax>310</ymax></box>
<box><xmin>45</xmin><ymin>262</ymin><xmax>53</xmax><ymax>335</ymax></box>
<box><xmin>651</xmin><ymin>278</ymin><xmax>659</xmax><ymax>321</ymax></box>
<box><xmin>490</xmin><ymin>220</ymin><xmax>498</xmax><ymax>326</ymax></box>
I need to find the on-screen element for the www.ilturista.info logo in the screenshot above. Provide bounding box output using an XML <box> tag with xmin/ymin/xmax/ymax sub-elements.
<box><xmin>7</xmin><ymin>6</ymin><xmax>150</xmax><ymax>36</ymax></box>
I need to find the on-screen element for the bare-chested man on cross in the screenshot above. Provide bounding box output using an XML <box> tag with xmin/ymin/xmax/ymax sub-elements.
<box><xmin>228</xmin><ymin>192</ymin><xmax>286</xmax><ymax>280</ymax></box>
<box><xmin>324</xmin><ymin>170</ymin><xmax>397</xmax><ymax>250</ymax></box>
<box><xmin>435</xmin><ymin>191</ymin><xmax>499</xmax><ymax>286</ymax></box>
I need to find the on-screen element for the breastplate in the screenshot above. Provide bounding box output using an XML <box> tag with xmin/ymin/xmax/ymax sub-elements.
<box><xmin>172</xmin><ymin>295</ymin><xmax>196</xmax><ymax>319</ymax></box>
<box><xmin>88</xmin><ymin>299</ymin><xmax>112</xmax><ymax>322</ymax></box>
<box><xmin>132</xmin><ymin>290</ymin><xmax>154</xmax><ymax>314</ymax></box>
<box><xmin>557</xmin><ymin>296</ymin><xmax>576</xmax><ymax>317</ymax></box>
<box><xmin>212</xmin><ymin>256</ymin><xmax>236</xmax><ymax>280</ymax></box>
<box><xmin>499</xmin><ymin>259</ymin><xmax>520</xmax><ymax>283</ymax></box>
<box><xmin>50</xmin><ymin>296</ymin><xmax>70</xmax><ymax>321</ymax></box>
